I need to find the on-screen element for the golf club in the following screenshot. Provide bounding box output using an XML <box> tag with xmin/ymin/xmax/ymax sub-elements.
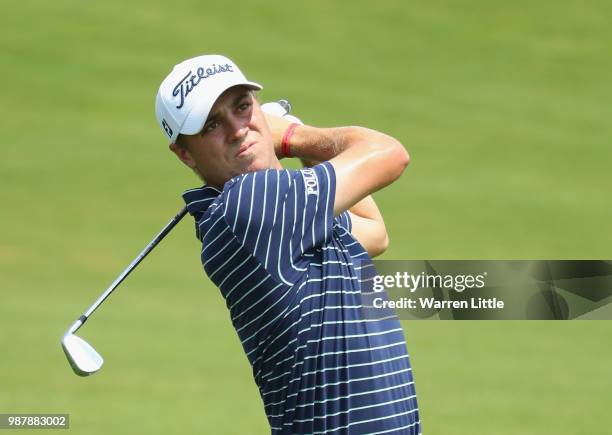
<box><xmin>61</xmin><ymin>206</ymin><xmax>188</xmax><ymax>376</ymax></box>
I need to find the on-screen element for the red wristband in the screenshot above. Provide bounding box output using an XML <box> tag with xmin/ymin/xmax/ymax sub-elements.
<box><xmin>281</xmin><ymin>123</ymin><xmax>299</xmax><ymax>158</ymax></box>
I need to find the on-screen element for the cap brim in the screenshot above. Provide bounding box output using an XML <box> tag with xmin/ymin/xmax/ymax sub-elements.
<box><xmin>180</xmin><ymin>81</ymin><xmax>262</xmax><ymax>136</ymax></box>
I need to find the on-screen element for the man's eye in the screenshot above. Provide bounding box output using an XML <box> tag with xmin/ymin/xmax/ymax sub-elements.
<box><xmin>238</xmin><ymin>102</ymin><xmax>252</xmax><ymax>112</ymax></box>
<box><xmin>202</xmin><ymin>121</ymin><xmax>219</xmax><ymax>134</ymax></box>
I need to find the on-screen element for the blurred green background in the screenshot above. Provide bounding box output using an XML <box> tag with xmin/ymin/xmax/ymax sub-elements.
<box><xmin>1</xmin><ymin>0</ymin><xmax>611</xmax><ymax>433</ymax></box>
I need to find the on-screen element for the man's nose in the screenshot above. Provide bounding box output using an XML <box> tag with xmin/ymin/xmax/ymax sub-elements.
<box><xmin>228</xmin><ymin>115</ymin><xmax>249</xmax><ymax>142</ymax></box>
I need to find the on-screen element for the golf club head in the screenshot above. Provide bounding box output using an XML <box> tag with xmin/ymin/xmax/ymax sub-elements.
<box><xmin>62</xmin><ymin>333</ymin><xmax>104</xmax><ymax>376</ymax></box>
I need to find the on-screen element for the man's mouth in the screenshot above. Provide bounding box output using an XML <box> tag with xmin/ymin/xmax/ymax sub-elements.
<box><xmin>236</xmin><ymin>141</ymin><xmax>256</xmax><ymax>157</ymax></box>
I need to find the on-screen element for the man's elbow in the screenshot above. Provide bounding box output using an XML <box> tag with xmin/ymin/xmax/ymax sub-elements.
<box><xmin>369</xmin><ymin>230</ymin><xmax>390</xmax><ymax>258</ymax></box>
<box><xmin>385</xmin><ymin>139</ymin><xmax>410</xmax><ymax>183</ymax></box>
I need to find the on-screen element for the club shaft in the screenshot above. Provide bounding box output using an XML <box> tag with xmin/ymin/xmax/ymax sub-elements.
<box><xmin>71</xmin><ymin>206</ymin><xmax>188</xmax><ymax>333</ymax></box>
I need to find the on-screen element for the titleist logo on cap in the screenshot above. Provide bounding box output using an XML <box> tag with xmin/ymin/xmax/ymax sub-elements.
<box><xmin>172</xmin><ymin>63</ymin><xmax>234</xmax><ymax>109</ymax></box>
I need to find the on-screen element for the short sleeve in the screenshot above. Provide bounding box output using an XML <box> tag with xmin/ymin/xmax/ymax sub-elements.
<box><xmin>220</xmin><ymin>162</ymin><xmax>336</xmax><ymax>285</ymax></box>
<box><xmin>335</xmin><ymin>211</ymin><xmax>352</xmax><ymax>233</ymax></box>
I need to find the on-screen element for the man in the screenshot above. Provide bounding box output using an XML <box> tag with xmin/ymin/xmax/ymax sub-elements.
<box><xmin>155</xmin><ymin>54</ymin><xmax>421</xmax><ymax>434</ymax></box>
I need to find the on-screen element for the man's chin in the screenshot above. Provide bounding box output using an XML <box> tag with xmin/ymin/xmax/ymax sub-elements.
<box><xmin>223</xmin><ymin>155</ymin><xmax>280</xmax><ymax>182</ymax></box>
<box><xmin>242</xmin><ymin>156</ymin><xmax>279</xmax><ymax>174</ymax></box>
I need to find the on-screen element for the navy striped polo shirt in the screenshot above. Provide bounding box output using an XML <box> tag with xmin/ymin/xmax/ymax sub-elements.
<box><xmin>182</xmin><ymin>162</ymin><xmax>420</xmax><ymax>434</ymax></box>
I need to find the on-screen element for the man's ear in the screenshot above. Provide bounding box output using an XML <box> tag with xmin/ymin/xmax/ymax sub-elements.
<box><xmin>169</xmin><ymin>142</ymin><xmax>197</xmax><ymax>169</ymax></box>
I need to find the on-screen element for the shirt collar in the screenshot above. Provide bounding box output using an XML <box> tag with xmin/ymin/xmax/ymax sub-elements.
<box><xmin>181</xmin><ymin>185</ymin><xmax>222</xmax><ymax>219</ymax></box>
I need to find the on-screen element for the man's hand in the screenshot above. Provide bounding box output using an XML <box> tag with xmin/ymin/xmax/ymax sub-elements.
<box><xmin>263</xmin><ymin>112</ymin><xmax>292</xmax><ymax>158</ymax></box>
<box><xmin>261</xmin><ymin>101</ymin><xmax>301</xmax><ymax>159</ymax></box>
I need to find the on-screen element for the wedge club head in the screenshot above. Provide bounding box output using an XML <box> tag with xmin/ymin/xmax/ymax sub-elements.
<box><xmin>62</xmin><ymin>330</ymin><xmax>103</xmax><ymax>376</ymax></box>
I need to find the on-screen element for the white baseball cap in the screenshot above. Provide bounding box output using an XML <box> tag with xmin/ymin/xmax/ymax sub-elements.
<box><xmin>155</xmin><ymin>54</ymin><xmax>262</xmax><ymax>143</ymax></box>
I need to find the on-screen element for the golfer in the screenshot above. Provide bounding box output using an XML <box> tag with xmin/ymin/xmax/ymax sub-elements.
<box><xmin>155</xmin><ymin>54</ymin><xmax>420</xmax><ymax>434</ymax></box>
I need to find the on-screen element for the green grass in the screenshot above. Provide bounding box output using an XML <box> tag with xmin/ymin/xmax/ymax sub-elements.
<box><xmin>1</xmin><ymin>0</ymin><xmax>611</xmax><ymax>433</ymax></box>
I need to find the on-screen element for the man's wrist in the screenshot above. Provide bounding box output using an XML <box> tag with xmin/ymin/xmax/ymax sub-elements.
<box><xmin>281</xmin><ymin>123</ymin><xmax>300</xmax><ymax>158</ymax></box>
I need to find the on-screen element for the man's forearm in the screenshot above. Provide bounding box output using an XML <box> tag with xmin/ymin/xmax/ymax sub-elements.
<box><xmin>347</xmin><ymin>197</ymin><xmax>389</xmax><ymax>257</ymax></box>
<box><xmin>288</xmin><ymin>126</ymin><xmax>350</xmax><ymax>162</ymax></box>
